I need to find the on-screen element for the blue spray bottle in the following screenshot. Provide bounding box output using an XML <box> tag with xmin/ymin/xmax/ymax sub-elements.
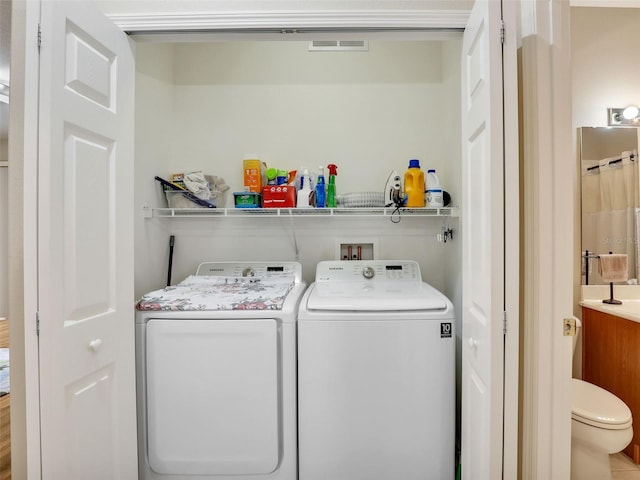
<box><xmin>315</xmin><ymin>166</ymin><xmax>326</xmax><ymax>208</ymax></box>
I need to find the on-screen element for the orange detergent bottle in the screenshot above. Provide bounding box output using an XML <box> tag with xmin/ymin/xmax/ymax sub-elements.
<box><xmin>403</xmin><ymin>159</ymin><xmax>425</xmax><ymax>207</ymax></box>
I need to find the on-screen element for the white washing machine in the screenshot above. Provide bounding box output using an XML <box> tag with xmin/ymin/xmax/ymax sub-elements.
<box><xmin>135</xmin><ymin>262</ymin><xmax>306</xmax><ymax>480</ymax></box>
<box><xmin>297</xmin><ymin>260</ymin><xmax>455</xmax><ymax>480</ymax></box>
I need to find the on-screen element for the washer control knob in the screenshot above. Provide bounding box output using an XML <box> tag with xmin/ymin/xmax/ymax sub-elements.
<box><xmin>362</xmin><ymin>266</ymin><xmax>375</xmax><ymax>279</ymax></box>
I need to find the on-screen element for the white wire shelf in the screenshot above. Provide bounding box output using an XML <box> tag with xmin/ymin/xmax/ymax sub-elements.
<box><xmin>145</xmin><ymin>206</ymin><xmax>460</xmax><ymax>218</ymax></box>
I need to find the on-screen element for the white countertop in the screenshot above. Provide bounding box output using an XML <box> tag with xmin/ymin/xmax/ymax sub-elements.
<box><xmin>580</xmin><ymin>285</ymin><xmax>640</xmax><ymax>323</ymax></box>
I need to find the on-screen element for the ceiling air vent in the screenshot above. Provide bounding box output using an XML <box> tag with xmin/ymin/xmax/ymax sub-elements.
<box><xmin>308</xmin><ymin>40</ymin><xmax>369</xmax><ymax>52</ymax></box>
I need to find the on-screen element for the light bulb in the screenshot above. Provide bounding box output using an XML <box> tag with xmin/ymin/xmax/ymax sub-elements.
<box><xmin>622</xmin><ymin>105</ymin><xmax>639</xmax><ymax>120</ymax></box>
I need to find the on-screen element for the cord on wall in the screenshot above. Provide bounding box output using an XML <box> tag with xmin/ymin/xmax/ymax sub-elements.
<box><xmin>289</xmin><ymin>210</ymin><xmax>300</xmax><ymax>261</ymax></box>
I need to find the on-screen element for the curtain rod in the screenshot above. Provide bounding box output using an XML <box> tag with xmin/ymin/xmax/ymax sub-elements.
<box><xmin>586</xmin><ymin>152</ymin><xmax>637</xmax><ymax>172</ymax></box>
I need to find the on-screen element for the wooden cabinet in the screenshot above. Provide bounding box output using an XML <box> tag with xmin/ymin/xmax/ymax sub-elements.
<box><xmin>582</xmin><ymin>306</ymin><xmax>640</xmax><ymax>463</ymax></box>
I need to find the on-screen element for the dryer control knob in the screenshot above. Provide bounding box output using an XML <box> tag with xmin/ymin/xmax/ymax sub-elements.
<box><xmin>362</xmin><ymin>266</ymin><xmax>375</xmax><ymax>279</ymax></box>
<box><xmin>242</xmin><ymin>267</ymin><xmax>255</xmax><ymax>277</ymax></box>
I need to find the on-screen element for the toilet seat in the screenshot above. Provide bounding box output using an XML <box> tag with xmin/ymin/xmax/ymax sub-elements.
<box><xmin>572</xmin><ymin>378</ymin><xmax>632</xmax><ymax>430</ymax></box>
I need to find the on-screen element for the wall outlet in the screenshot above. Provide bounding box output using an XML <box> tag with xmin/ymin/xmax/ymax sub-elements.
<box><xmin>335</xmin><ymin>239</ymin><xmax>378</xmax><ymax>261</ymax></box>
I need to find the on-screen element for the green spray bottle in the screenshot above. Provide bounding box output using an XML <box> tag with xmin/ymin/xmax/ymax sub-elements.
<box><xmin>327</xmin><ymin>164</ymin><xmax>338</xmax><ymax>207</ymax></box>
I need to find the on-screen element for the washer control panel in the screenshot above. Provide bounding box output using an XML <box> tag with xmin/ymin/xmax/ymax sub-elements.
<box><xmin>316</xmin><ymin>260</ymin><xmax>421</xmax><ymax>283</ymax></box>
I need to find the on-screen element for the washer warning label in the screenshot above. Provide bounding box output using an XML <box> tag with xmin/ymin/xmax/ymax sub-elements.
<box><xmin>440</xmin><ymin>323</ymin><xmax>452</xmax><ymax>338</ymax></box>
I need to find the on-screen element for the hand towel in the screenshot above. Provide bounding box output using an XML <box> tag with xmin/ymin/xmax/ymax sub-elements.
<box><xmin>581</xmin><ymin>251</ymin><xmax>595</xmax><ymax>276</ymax></box>
<box><xmin>598</xmin><ymin>254</ymin><xmax>628</xmax><ymax>283</ymax></box>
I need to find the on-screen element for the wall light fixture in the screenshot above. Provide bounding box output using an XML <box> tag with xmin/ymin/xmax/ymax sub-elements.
<box><xmin>609</xmin><ymin>106</ymin><xmax>640</xmax><ymax>126</ymax></box>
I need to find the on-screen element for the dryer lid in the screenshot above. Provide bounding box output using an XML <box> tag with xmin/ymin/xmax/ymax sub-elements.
<box><xmin>136</xmin><ymin>274</ymin><xmax>296</xmax><ymax>311</ymax></box>
<box><xmin>572</xmin><ymin>378</ymin><xmax>632</xmax><ymax>428</ymax></box>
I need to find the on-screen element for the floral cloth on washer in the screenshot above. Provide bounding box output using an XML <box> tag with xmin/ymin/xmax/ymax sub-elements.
<box><xmin>135</xmin><ymin>275</ymin><xmax>296</xmax><ymax>311</ymax></box>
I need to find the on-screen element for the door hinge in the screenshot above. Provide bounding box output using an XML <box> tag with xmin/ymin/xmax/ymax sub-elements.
<box><xmin>36</xmin><ymin>312</ymin><xmax>40</xmax><ymax>336</ymax></box>
<box><xmin>37</xmin><ymin>23</ymin><xmax>42</xmax><ymax>50</ymax></box>
<box><xmin>500</xmin><ymin>20</ymin><xmax>505</xmax><ymax>45</ymax></box>
<box><xmin>503</xmin><ymin>311</ymin><xmax>507</xmax><ymax>335</ymax></box>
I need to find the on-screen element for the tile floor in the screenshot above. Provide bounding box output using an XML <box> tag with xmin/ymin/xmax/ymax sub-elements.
<box><xmin>612</xmin><ymin>453</ymin><xmax>640</xmax><ymax>479</ymax></box>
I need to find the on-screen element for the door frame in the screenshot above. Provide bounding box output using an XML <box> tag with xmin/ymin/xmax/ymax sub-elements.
<box><xmin>117</xmin><ymin>11</ymin><xmax>520</xmax><ymax>480</ymax></box>
<box><xmin>518</xmin><ymin>1</ymin><xmax>574</xmax><ymax>478</ymax></box>
<box><xmin>8</xmin><ymin>3</ymin><xmax>571</xmax><ymax>479</ymax></box>
<box><xmin>9</xmin><ymin>1</ymin><xmax>43</xmax><ymax>478</ymax></box>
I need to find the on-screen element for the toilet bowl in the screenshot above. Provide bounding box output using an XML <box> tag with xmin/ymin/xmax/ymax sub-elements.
<box><xmin>571</xmin><ymin>319</ymin><xmax>633</xmax><ymax>480</ymax></box>
<box><xmin>571</xmin><ymin>378</ymin><xmax>633</xmax><ymax>480</ymax></box>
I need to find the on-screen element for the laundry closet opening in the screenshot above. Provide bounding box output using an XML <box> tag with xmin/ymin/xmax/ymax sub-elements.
<box><xmin>134</xmin><ymin>29</ymin><xmax>465</xmax><ymax>448</ymax></box>
<box><xmin>134</xmin><ymin>35</ymin><xmax>463</xmax><ymax>288</ymax></box>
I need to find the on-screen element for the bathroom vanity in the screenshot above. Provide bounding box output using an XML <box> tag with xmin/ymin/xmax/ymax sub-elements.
<box><xmin>581</xmin><ymin>304</ymin><xmax>640</xmax><ymax>463</ymax></box>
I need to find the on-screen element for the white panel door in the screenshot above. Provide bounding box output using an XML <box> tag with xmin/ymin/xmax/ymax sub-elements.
<box><xmin>461</xmin><ymin>1</ymin><xmax>510</xmax><ymax>479</ymax></box>
<box><xmin>37</xmin><ymin>2</ymin><xmax>136</xmax><ymax>479</ymax></box>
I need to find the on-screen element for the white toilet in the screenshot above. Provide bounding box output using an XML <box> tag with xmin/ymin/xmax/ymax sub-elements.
<box><xmin>571</xmin><ymin>319</ymin><xmax>633</xmax><ymax>480</ymax></box>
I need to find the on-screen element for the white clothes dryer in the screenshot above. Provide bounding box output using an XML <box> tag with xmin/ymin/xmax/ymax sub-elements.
<box><xmin>135</xmin><ymin>262</ymin><xmax>306</xmax><ymax>480</ymax></box>
<box><xmin>297</xmin><ymin>260</ymin><xmax>455</xmax><ymax>480</ymax></box>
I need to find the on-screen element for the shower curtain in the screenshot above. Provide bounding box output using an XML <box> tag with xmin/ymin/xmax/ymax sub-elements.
<box><xmin>582</xmin><ymin>151</ymin><xmax>639</xmax><ymax>284</ymax></box>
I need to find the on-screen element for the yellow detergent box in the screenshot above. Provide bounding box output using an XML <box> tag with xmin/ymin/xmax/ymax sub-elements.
<box><xmin>243</xmin><ymin>155</ymin><xmax>263</xmax><ymax>193</ymax></box>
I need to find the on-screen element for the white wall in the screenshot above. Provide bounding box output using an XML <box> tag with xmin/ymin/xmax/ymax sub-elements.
<box><xmin>134</xmin><ymin>39</ymin><xmax>463</xmax><ymax>302</ymax></box>
<box><xmin>169</xmin><ymin>40</ymin><xmax>455</xmax><ymax>195</ymax></box>
<box><xmin>134</xmin><ymin>42</ymin><xmax>176</xmax><ymax>299</ymax></box>
<box><xmin>571</xmin><ymin>8</ymin><xmax>640</xmax><ymax>127</ymax></box>
<box><xmin>0</xmin><ymin>102</ymin><xmax>7</xmax><ymax>160</ymax></box>
<box><xmin>0</xmin><ymin>166</ymin><xmax>6</xmax><ymax>318</ymax></box>
<box><xmin>0</xmin><ymin>101</ymin><xmax>6</xmax><ymax>318</ymax></box>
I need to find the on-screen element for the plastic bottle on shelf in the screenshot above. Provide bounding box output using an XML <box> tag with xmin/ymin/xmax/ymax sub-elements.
<box><xmin>277</xmin><ymin>169</ymin><xmax>288</xmax><ymax>185</ymax></box>
<box><xmin>266</xmin><ymin>167</ymin><xmax>277</xmax><ymax>185</ymax></box>
<box><xmin>296</xmin><ymin>169</ymin><xmax>313</xmax><ymax>208</ymax></box>
<box><xmin>327</xmin><ymin>164</ymin><xmax>338</xmax><ymax>207</ymax></box>
<box><xmin>426</xmin><ymin>169</ymin><xmax>444</xmax><ymax>208</ymax></box>
<box><xmin>315</xmin><ymin>166</ymin><xmax>326</xmax><ymax>208</ymax></box>
<box><xmin>403</xmin><ymin>159</ymin><xmax>425</xmax><ymax>207</ymax></box>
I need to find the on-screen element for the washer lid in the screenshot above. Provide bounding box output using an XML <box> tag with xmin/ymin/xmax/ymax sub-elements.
<box><xmin>571</xmin><ymin>378</ymin><xmax>632</xmax><ymax>429</ymax></box>
<box><xmin>306</xmin><ymin>281</ymin><xmax>448</xmax><ymax>311</ymax></box>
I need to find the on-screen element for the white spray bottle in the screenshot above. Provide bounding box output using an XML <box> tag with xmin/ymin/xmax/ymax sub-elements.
<box><xmin>296</xmin><ymin>169</ymin><xmax>313</xmax><ymax>208</ymax></box>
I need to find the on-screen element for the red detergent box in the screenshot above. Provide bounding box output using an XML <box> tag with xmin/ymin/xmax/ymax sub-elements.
<box><xmin>262</xmin><ymin>185</ymin><xmax>296</xmax><ymax>208</ymax></box>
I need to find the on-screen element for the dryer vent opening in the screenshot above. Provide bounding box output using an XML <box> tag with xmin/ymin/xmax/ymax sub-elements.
<box><xmin>308</xmin><ymin>40</ymin><xmax>369</xmax><ymax>52</ymax></box>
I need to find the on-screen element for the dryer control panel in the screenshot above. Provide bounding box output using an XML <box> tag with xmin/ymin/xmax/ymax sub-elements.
<box><xmin>315</xmin><ymin>260</ymin><xmax>421</xmax><ymax>283</ymax></box>
<box><xmin>195</xmin><ymin>261</ymin><xmax>302</xmax><ymax>283</ymax></box>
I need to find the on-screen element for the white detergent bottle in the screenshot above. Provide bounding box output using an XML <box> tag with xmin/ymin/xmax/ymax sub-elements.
<box><xmin>426</xmin><ymin>169</ymin><xmax>444</xmax><ymax>208</ymax></box>
<box><xmin>297</xmin><ymin>169</ymin><xmax>313</xmax><ymax>208</ymax></box>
